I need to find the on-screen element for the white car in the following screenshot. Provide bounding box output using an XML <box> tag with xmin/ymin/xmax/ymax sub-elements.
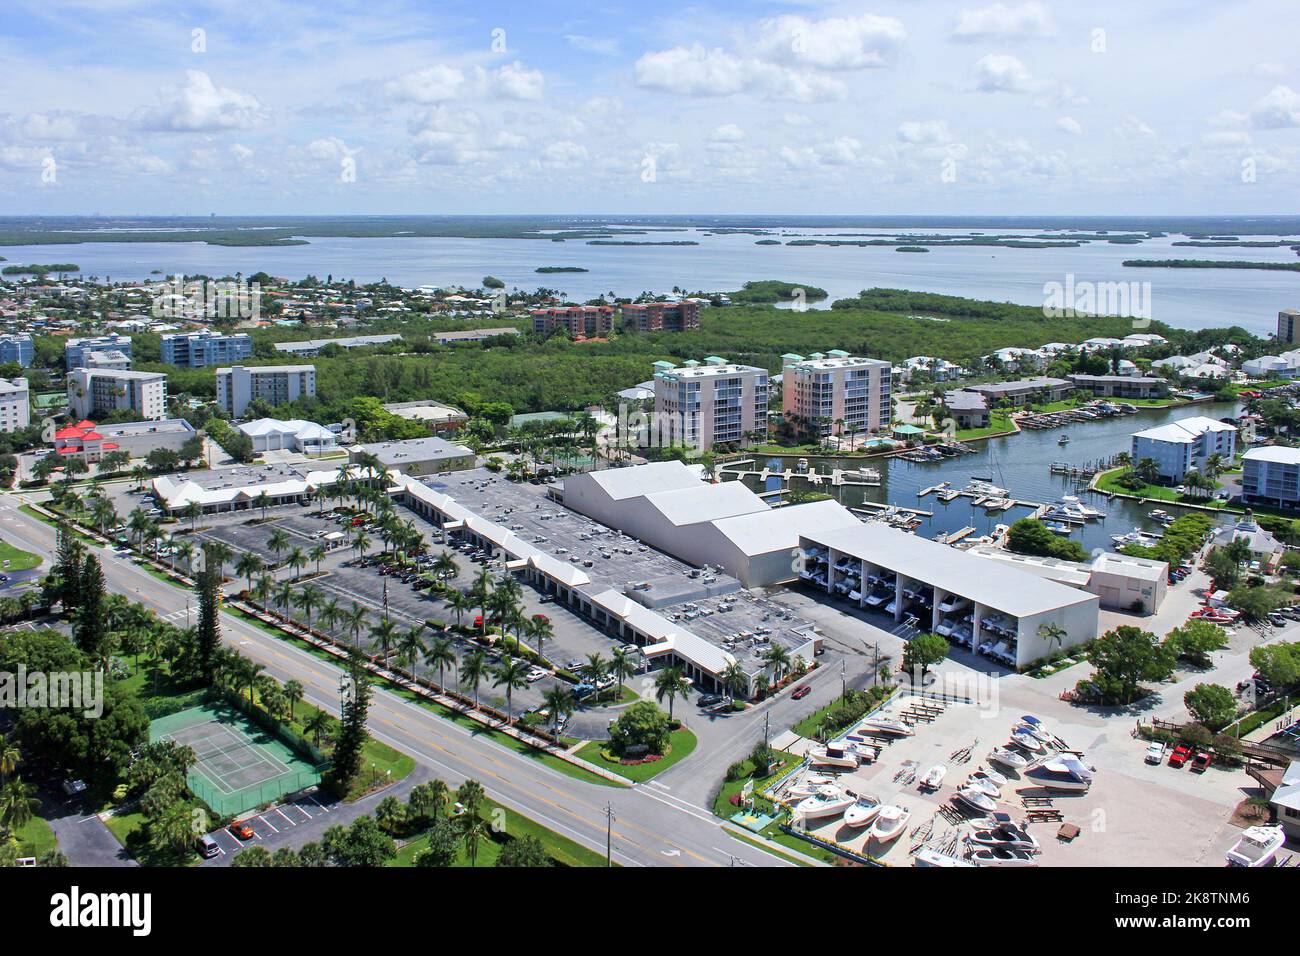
<box><xmin>526</xmin><ymin>668</ymin><xmax>548</xmax><ymax>683</ymax></box>
<box><xmin>1145</xmin><ymin>741</ymin><xmax>1166</xmax><ymax>764</ymax></box>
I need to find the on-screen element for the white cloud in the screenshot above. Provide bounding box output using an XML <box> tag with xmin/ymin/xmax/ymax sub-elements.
<box><xmin>897</xmin><ymin>120</ymin><xmax>952</xmax><ymax>144</ymax></box>
<box><xmin>634</xmin><ymin>45</ymin><xmax>844</xmax><ymax>101</ymax></box>
<box><xmin>753</xmin><ymin>14</ymin><xmax>907</xmax><ymax>70</ymax></box>
<box><xmin>709</xmin><ymin>124</ymin><xmax>746</xmax><ymax>144</ymax></box>
<box><xmin>1056</xmin><ymin>116</ymin><xmax>1083</xmax><ymax>135</ymax></box>
<box><xmin>1113</xmin><ymin>114</ymin><xmax>1155</xmax><ymax>138</ymax></box>
<box><xmin>951</xmin><ymin>2</ymin><xmax>1055</xmax><ymax>42</ymax></box>
<box><xmin>135</xmin><ymin>71</ymin><xmax>266</xmax><ymax>132</ymax></box>
<box><xmin>1253</xmin><ymin>62</ymin><xmax>1288</xmax><ymax>79</ymax></box>
<box><xmin>541</xmin><ymin>141</ymin><xmax>588</xmax><ymax>166</ymax></box>
<box><xmin>385</xmin><ymin>65</ymin><xmax>466</xmax><ymax>104</ymax></box>
<box><xmin>489</xmin><ymin>61</ymin><xmax>545</xmax><ymax>101</ymax></box>
<box><xmin>972</xmin><ymin>54</ymin><xmax>1034</xmax><ymax>93</ymax></box>
<box><xmin>1250</xmin><ymin>85</ymin><xmax>1300</xmax><ymax>129</ymax></box>
<box><xmin>1202</xmin><ymin>130</ymin><xmax>1250</xmax><ymax>147</ymax></box>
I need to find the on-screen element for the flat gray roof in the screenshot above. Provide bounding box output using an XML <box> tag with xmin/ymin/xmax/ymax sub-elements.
<box><xmin>355</xmin><ymin>436</ymin><xmax>474</xmax><ymax>464</ymax></box>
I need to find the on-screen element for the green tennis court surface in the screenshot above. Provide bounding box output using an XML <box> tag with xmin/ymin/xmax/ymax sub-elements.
<box><xmin>150</xmin><ymin>702</ymin><xmax>324</xmax><ymax>817</ymax></box>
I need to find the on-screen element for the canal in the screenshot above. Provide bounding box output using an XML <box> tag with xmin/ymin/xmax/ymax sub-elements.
<box><xmin>726</xmin><ymin>400</ymin><xmax>1242</xmax><ymax>554</ymax></box>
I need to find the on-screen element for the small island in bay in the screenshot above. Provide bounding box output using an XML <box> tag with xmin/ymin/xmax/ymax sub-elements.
<box><xmin>536</xmin><ymin>266</ymin><xmax>589</xmax><ymax>273</ymax></box>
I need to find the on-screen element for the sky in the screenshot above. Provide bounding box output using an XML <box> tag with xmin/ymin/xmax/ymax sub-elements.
<box><xmin>1</xmin><ymin>0</ymin><xmax>1298</xmax><ymax>216</ymax></box>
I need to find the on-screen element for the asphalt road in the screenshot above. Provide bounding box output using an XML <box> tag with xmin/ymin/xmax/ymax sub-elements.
<box><xmin>0</xmin><ymin>493</ymin><xmax>794</xmax><ymax>868</ymax></box>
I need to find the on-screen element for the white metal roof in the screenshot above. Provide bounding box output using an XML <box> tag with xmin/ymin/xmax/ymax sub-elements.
<box><xmin>579</xmin><ymin>461</ymin><xmax>703</xmax><ymax>500</ymax></box>
<box><xmin>711</xmin><ymin>499</ymin><xmax>860</xmax><ymax>557</ymax></box>
<box><xmin>1132</xmin><ymin>416</ymin><xmax>1236</xmax><ymax>444</ymax></box>
<box><xmin>643</xmin><ymin>481</ymin><xmax>768</xmax><ymax>526</ymax></box>
<box><xmin>1243</xmin><ymin>445</ymin><xmax>1300</xmax><ymax>465</ymax></box>
<box><xmin>807</xmin><ymin>524</ymin><xmax>1097</xmax><ymax>618</ymax></box>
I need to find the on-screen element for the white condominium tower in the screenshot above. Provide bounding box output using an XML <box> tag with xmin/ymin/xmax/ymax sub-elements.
<box><xmin>66</xmin><ymin>368</ymin><xmax>168</xmax><ymax>421</ymax></box>
<box><xmin>652</xmin><ymin>356</ymin><xmax>769</xmax><ymax>451</ymax></box>
<box><xmin>216</xmin><ymin>364</ymin><xmax>317</xmax><ymax>418</ymax></box>
<box><xmin>782</xmin><ymin>350</ymin><xmax>893</xmax><ymax>438</ymax></box>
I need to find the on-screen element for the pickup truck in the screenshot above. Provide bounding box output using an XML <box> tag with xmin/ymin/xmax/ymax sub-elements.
<box><xmin>1168</xmin><ymin>745</ymin><xmax>1193</xmax><ymax>768</ymax></box>
<box><xmin>1144</xmin><ymin>741</ymin><xmax>1166</xmax><ymax>764</ymax></box>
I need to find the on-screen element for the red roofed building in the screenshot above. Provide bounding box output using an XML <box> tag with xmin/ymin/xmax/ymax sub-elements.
<box><xmin>54</xmin><ymin>420</ymin><xmax>119</xmax><ymax>463</ymax></box>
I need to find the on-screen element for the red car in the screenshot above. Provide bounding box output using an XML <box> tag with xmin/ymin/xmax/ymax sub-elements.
<box><xmin>1191</xmin><ymin>751</ymin><xmax>1212</xmax><ymax>773</ymax></box>
<box><xmin>1168</xmin><ymin>745</ymin><xmax>1192</xmax><ymax>768</ymax></box>
<box><xmin>792</xmin><ymin>685</ymin><xmax>811</xmax><ymax>700</ymax></box>
<box><xmin>229</xmin><ymin>820</ymin><xmax>255</xmax><ymax>840</ymax></box>
<box><xmin>473</xmin><ymin>614</ymin><xmax>484</xmax><ymax>629</ymax></box>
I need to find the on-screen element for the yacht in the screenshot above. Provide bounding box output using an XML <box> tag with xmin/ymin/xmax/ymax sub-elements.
<box><xmin>968</xmin><ymin>479</ymin><xmax>1011</xmax><ymax>497</ymax></box>
<box><xmin>988</xmin><ymin>747</ymin><xmax>1028</xmax><ymax>769</ymax></box>
<box><xmin>969</xmin><ymin>821</ymin><xmax>1040</xmax><ymax>854</ymax></box>
<box><xmin>1147</xmin><ymin>509</ymin><xmax>1175</xmax><ymax>526</ymax></box>
<box><xmin>794</xmin><ymin>785</ymin><xmax>856</xmax><ymax>821</ymax></box>
<box><xmin>784</xmin><ymin>774</ymin><xmax>835</xmax><ymax>798</ymax></box>
<box><xmin>1025</xmin><ymin>756</ymin><xmax>1095</xmax><ymax>792</ymax></box>
<box><xmin>809</xmin><ymin>744</ymin><xmax>859</xmax><ymax>769</ymax></box>
<box><xmin>1225</xmin><ymin>825</ymin><xmax>1287</xmax><ymax>867</ymax></box>
<box><xmin>1111</xmin><ymin>528</ymin><xmax>1161</xmax><ymax>547</ymax></box>
<box><xmin>921</xmin><ymin>764</ymin><xmax>948</xmax><ymax>791</ymax></box>
<box><xmin>1044</xmin><ymin>521</ymin><xmax>1072</xmax><ymax>535</ymax></box>
<box><xmin>975</xmin><ymin>765</ymin><xmax>1008</xmax><ymax>787</ymax></box>
<box><xmin>1060</xmin><ymin>495</ymin><xmax>1106</xmax><ymax>519</ymax></box>
<box><xmin>1057</xmin><ymin>434</ymin><xmax>1070</xmax><ymax>444</ymax></box>
<box><xmin>842</xmin><ymin>794</ymin><xmax>884</xmax><ymax>829</ymax></box>
<box><xmin>970</xmin><ymin>845</ymin><xmax>1039</xmax><ymax>867</ymax></box>
<box><xmin>1015</xmin><ymin>721</ymin><xmax>1052</xmax><ymax>745</ymax></box>
<box><xmin>953</xmin><ymin>788</ymin><xmax>998</xmax><ymax>814</ymax></box>
<box><xmin>858</xmin><ymin>716</ymin><xmax>915</xmax><ymax>737</ymax></box>
<box><xmin>869</xmin><ymin>805</ymin><xmax>911</xmax><ymax>843</ymax></box>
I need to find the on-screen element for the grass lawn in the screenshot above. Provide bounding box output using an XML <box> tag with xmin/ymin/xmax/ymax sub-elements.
<box><xmin>390</xmin><ymin>793</ymin><xmax>608</xmax><ymax>867</ymax></box>
<box><xmin>0</xmin><ymin>540</ymin><xmax>41</xmax><ymax>571</ymax></box>
<box><xmin>576</xmin><ymin>727</ymin><xmax>698</xmax><ymax>783</ymax></box>
<box><xmin>1094</xmin><ymin>467</ymin><xmax>1231</xmax><ymax>509</ymax></box>
<box><xmin>955</xmin><ymin>412</ymin><xmax>1015</xmax><ymax>441</ymax></box>
<box><xmin>709</xmin><ymin>751</ymin><xmax>840</xmax><ymax>865</ymax></box>
<box><xmin>14</xmin><ymin>814</ymin><xmax>57</xmax><ymax>858</ymax></box>
<box><xmin>104</xmin><ymin>806</ymin><xmax>203</xmax><ymax>867</ymax></box>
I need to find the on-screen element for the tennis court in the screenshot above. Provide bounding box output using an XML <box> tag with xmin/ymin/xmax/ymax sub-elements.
<box><xmin>150</xmin><ymin>703</ymin><xmax>325</xmax><ymax>816</ymax></box>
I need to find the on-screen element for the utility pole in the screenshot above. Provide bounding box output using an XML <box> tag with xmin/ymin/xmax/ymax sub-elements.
<box><xmin>763</xmin><ymin>711</ymin><xmax>770</xmax><ymax>749</ymax></box>
<box><xmin>603</xmin><ymin>803</ymin><xmax>615</xmax><ymax>867</ymax></box>
<box><xmin>840</xmin><ymin>658</ymin><xmax>847</xmax><ymax>700</ymax></box>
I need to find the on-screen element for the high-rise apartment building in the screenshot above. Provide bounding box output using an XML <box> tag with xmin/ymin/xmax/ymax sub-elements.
<box><xmin>66</xmin><ymin>368</ymin><xmax>167</xmax><ymax>421</ymax></box>
<box><xmin>621</xmin><ymin>301</ymin><xmax>701</xmax><ymax>332</ymax></box>
<box><xmin>216</xmin><ymin>365</ymin><xmax>316</xmax><ymax>418</ymax></box>
<box><xmin>781</xmin><ymin>350</ymin><xmax>893</xmax><ymax>439</ymax></box>
<box><xmin>161</xmin><ymin>330</ymin><xmax>253</xmax><ymax>367</ymax></box>
<box><xmin>652</xmin><ymin>356</ymin><xmax>769</xmax><ymax>451</ymax></box>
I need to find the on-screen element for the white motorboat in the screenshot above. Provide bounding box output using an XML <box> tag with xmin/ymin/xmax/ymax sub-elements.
<box><xmin>921</xmin><ymin>764</ymin><xmax>948</xmax><ymax>790</ymax></box>
<box><xmin>1011</xmin><ymin>730</ymin><xmax>1046</xmax><ymax>753</ymax></box>
<box><xmin>970</xmin><ymin>845</ymin><xmax>1038</xmax><ymax>867</ymax></box>
<box><xmin>1015</xmin><ymin>722</ymin><xmax>1052</xmax><ymax>745</ymax></box>
<box><xmin>968</xmin><ymin>479</ymin><xmax>1010</xmax><ymax>497</ymax></box>
<box><xmin>869</xmin><ymin>804</ymin><xmax>911</xmax><ymax>843</ymax></box>
<box><xmin>913</xmin><ymin>847</ymin><xmax>976</xmax><ymax>867</ymax></box>
<box><xmin>784</xmin><ymin>774</ymin><xmax>835</xmax><ymax>798</ymax></box>
<box><xmin>969</xmin><ymin>822</ymin><xmax>1040</xmax><ymax>854</ymax></box>
<box><xmin>988</xmin><ymin>747</ymin><xmax>1028</xmax><ymax>770</ymax></box>
<box><xmin>1225</xmin><ymin>825</ymin><xmax>1287</xmax><ymax>867</ymax></box>
<box><xmin>965</xmin><ymin>772</ymin><xmax>1001</xmax><ymax>798</ymax></box>
<box><xmin>1060</xmin><ymin>495</ymin><xmax>1106</xmax><ymax>519</ymax></box>
<box><xmin>794</xmin><ymin>785</ymin><xmax>856</xmax><ymax>821</ymax></box>
<box><xmin>858</xmin><ymin>716</ymin><xmax>915</xmax><ymax>737</ymax></box>
<box><xmin>1025</xmin><ymin>756</ymin><xmax>1094</xmax><ymax>792</ymax></box>
<box><xmin>809</xmin><ymin>744</ymin><xmax>859</xmax><ymax>769</ymax></box>
<box><xmin>843</xmin><ymin>794</ymin><xmax>884</xmax><ymax>828</ymax></box>
<box><xmin>953</xmin><ymin>787</ymin><xmax>998</xmax><ymax>814</ymax></box>
<box><xmin>975</xmin><ymin>765</ymin><xmax>1008</xmax><ymax>787</ymax></box>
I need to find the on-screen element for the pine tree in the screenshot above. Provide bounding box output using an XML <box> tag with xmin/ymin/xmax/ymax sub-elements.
<box><xmin>73</xmin><ymin>555</ymin><xmax>110</xmax><ymax>666</ymax></box>
<box><xmin>195</xmin><ymin>544</ymin><xmax>222</xmax><ymax>682</ymax></box>
<box><xmin>332</xmin><ymin>649</ymin><xmax>372</xmax><ymax>791</ymax></box>
<box><xmin>53</xmin><ymin>522</ymin><xmax>84</xmax><ymax>612</ymax></box>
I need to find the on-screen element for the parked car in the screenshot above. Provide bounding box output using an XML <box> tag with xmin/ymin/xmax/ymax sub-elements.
<box><xmin>229</xmin><ymin>820</ymin><xmax>255</xmax><ymax>840</ymax></box>
<box><xmin>1168</xmin><ymin>745</ymin><xmax>1192</xmax><ymax>768</ymax></box>
<box><xmin>1144</xmin><ymin>741</ymin><xmax>1166</xmax><ymax>764</ymax></box>
<box><xmin>1191</xmin><ymin>751</ymin><xmax>1212</xmax><ymax>773</ymax></box>
<box><xmin>792</xmin><ymin>685</ymin><xmax>812</xmax><ymax>700</ymax></box>
<box><xmin>697</xmin><ymin>693</ymin><xmax>724</xmax><ymax>708</ymax></box>
<box><xmin>195</xmin><ymin>835</ymin><xmax>220</xmax><ymax>859</ymax></box>
<box><xmin>473</xmin><ymin>615</ymin><xmax>484</xmax><ymax>629</ymax></box>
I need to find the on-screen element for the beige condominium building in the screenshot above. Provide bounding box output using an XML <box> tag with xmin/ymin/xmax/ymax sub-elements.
<box><xmin>1279</xmin><ymin>308</ymin><xmax>1300</xmax><ymax>346</ymax></box>
<box><xmin>651</xmin><ymin>356</ymin><xmax>769</xmax><ymax>451</ymax></box>
<box><xmin>66</xmin><ymin>368</ymin><xmax>168</xmax><ymax>421</ymax></box>
<box><xmin>216</xmin><ymin>364</ymin><xmax>316</xmax><ymax>418</ymax></box>
<box><xmin>782</xmin><ymin>350</ymin><xmax>893</xmax><ymax>438</ymax></box>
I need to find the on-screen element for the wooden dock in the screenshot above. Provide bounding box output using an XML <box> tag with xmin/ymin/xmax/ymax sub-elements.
<box><xmin>936</xmin><ymin>526</ymin><xmax>977</xmax><ymax>545</ymax></box>
<box><xmin>720</xmin><ymin>466</ymin><xmax>882</xmax><ymax>487</ymax></box>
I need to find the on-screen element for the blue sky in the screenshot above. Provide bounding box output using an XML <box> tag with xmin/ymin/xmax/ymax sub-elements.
<box><xmin>1</xmin><ymin>0</ymin><xmax>1298</xmax><ymax>215</ymax></box>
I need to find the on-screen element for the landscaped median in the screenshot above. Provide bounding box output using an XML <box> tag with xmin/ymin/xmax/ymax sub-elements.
<box><xmin>576</xmin><ymin>725</ymin><xmax>698</xmax><ymax>783</ymax></box>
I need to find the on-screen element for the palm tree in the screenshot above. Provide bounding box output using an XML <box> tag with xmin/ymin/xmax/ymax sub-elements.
<box><xmin>319</xmin><ymin>597</ymin><xmax>342</xmax><ymax>637</ymax></box>
<box><xmin>609</xmin><ymin>646</ymin><xmax>636</xmax><ymax>695</ymax></box>
<box><xmin>541</xmin><ymin>685</ymin><xmax>576</xmax><ymax>733</ymax></box>
<box><xmin>287</xmin><ymin>546</ymin><xmax>307</xmax><ymax>580</ymax></box>
<box><xmin>239</xmin><ymin>658</ymin><xmax>266</xmax><ymax>707</ymax></box>
<box><xmin>295</xmin><ymin>584</ymin><xmax>321</xmax><ymax>629</ymax></box>
<box><xmin>459</xmin><ymin>649</ymin><xmax>488</xmax><ymax>709</ymax></box>
<box><xmin>423</xmin><ymin>635</ymin><xmax>456</xmax><ymax>693</ymax></box>
<box><xmin>91</xmin><ymin>497</ymin><xmax>117</xmax><ymax>536</ymax></box>
<box><xmin>720</xmin><ymin>661</ymin><xmax>747</xmax><ymax>702</ymax></box>
<box><xmin>654</xmin><ymin>666</ymin><xmax>691</xmax><ymax>721</ymax></box>
<box><xmin>526</xmin><ymin>614</ymin><xmax>554</xmax><ymax>662</ymax></box>
<box><xmin>433</xmin><ymin>550</ymin><xmax>459</xmax><ymax>584</ymax></box>
<box><xmin>268</xmin><ymin>527</ymin><xmax>290</xmax><ymax>564</ymax></box>
<box><xmin>0</xmin><ymin>777</ymin><xmax>39</xmax><ymax>831</ymax></box>
<box><xmin>460</xmin><ymin>812</ymin><xmax>489</xmax><ymax>867</ymax></box>
<box><xmin>446</xmin><ymin>589</ymin><xmax>472</xmax><ymax>629</ymax></box>
<box><xmin>351</xmin><ymin>528</ymin><xmax>372</xmax><ymax>561</ymax></box>
<box><xmin>235</xmin><ymin>552</ymin><xmax>264</xmax><ymax>594</ymax></box>
<box><xmin>274</xmin><ymin>580</ymin><xmax>295</xmax><ymax>620</ymax></box>
<box><xmin>309</xmin><ymin>543</ymin><xmax>327</xmax><ymax>576</ymax></box>
<box><xmin>253</xmin><ymin>573</ymin><xmax>274</xmax><ymax>609</ymax></box>
<box><xmin>763</xmin><ymin>644</ymin><xmax>792</xmax><ymax>686</ymax></box>
<box><xmin>492</xmin><ymin>655</ymin><xmax>529</xmax><ymax>723</ymax></box>
<box><xmin>752</xmin><ymin>674</ymin><xmax>770</xmax><ymax>701</ymax></box>
<box><xmin>304</xmin><ymin>710</ymin><xmax>332</xmax><ymax>746</ymax></box>
<box><xmin>0</xmin><ymin>735</ymin><xmax>22</xmax><ymax>785</ymax></box>
<box><xmin>396</xmin><ymin>625</ymin><xmax>426</xmax><ymax>678</ymax></box>
<box><xmin>369</xmin><ymin>618</ymin><xmax>399</xmax><ymax>663</ymax></box>
<box><xmin>1038</xmin><ymin>622</ymin><xmax>1068</xmax><ymax>654</ymax></box>
<box><xmin>345</xmin><ymin>602</ymin><xmax>367</xmax><ymax>647</ymax></box>
<box><xmin>583</xmin><ymin>652</ymin><xmax>607</xmax><ymax>689</ymax></box>
<box><xmin>283</xmin><ymin>679</ymin><xmax>304</xmax><ymax>720</ymax></box>
<box><xmin>254</xmin><ymin>490</ymin><xmax>272</xmax><ymax>522</ymax></box>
